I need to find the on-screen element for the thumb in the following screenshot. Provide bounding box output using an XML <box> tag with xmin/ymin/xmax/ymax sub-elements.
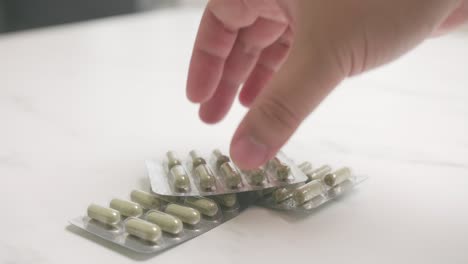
<box><xmin>229</xmin><ymin>40</ymin><xmax>345</xmax><ymax>169</ymax></box>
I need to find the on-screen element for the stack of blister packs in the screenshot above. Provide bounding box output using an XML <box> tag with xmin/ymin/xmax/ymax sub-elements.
<box><xmin>70</xmin><ymin>149</ymin><xmax>364</xmax><ymax>254</ymax></box>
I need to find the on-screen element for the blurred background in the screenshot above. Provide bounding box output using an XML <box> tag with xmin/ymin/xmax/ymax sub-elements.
<box><xmin>0</xmin><ymin>0</ymin><xmax>467</xmax><ymax>34</ymax></box>
<box><xmin>0</xmin><ymin>0</ymin><xmax>207</xmax><ymax>33</ymax></box>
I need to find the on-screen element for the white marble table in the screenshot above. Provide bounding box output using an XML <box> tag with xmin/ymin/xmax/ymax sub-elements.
<box><xmin>1</xmin><ymin>7</ymin><xmax>467</xmax><ymax>264</ymax></box>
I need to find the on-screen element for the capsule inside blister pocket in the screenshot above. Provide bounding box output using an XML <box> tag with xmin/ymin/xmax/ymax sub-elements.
<box><xmin>243</xmin><ymin>168</ymin><xmax>266</xmax><ymax>185</ymax></box>
<box><xmin>146</xmin><ymin>210</ymin><xmax>184</xmax><ymax>235</ymax></box>
<box><xmin>272</xmin><ymin>184</ymin><xmax>300</xmax><ymax>203</ymax></box>
<box><xmin>292</xmin><ymin>180</ymin><xmax>325</xmax><ymax>205</ymax></box>
<box><xmin>306</xmin><ymin>165</ymin><xmax>332</xmax><ymax>181</ymax></box>
<box><xmin>125</xmin><ymin>218</ymin><xmax>162</xmax><ymax>243</ymax></box>
<box><xmin>110</xmin><ymin>199</ymin><xmax>143</xmax><ymax>217</ymax></box>
<box><xmin>87</xmin><ymin>204</ymin><xmax>121</xmax><ymax>227</ymax></box>
<box><xmin>130</xmin><ymin>190</ymin><xmax>161</xmax><ymax>210</ymax></box>
<box><xmin>220</xmin><ymin>162</ymin><xmax>242</xmax><ymax>189</ymax></box>
<box><xmin>212</xmin><ymin>193</ymin><xmax>238</xmax><ymax>208</ymax></box>
<box><xmin>166</xmin><ymin>151</ymin><xmax>191</xmax><ymax>192</ymax></box>
<box><xmin>269</xmin><ymin>157</ymin><xmax>291</xmax><ymax>181</ymax></box>
<box><xmin>323</xmin><ymin>167</ymin><xmax>351</xmax><ymax>187</ymax></box>
<box><xmin>184</xmin><ymin>197</ymin><xmax>219</xmax><ymax>217</ymax></box>
<box><xmin>213</xmin><ymin>149</ymin><xmax>230</xmax><ymax>170</ymax></box>
<box><xmin>190</xmin><ymin>150</ymin><xmax>216</xmax><ymax>191</ymax></box>
<box><xmin>164</xmin><ymin>203</ymin><xmax>201</xmax><ymax>226</ymax></box>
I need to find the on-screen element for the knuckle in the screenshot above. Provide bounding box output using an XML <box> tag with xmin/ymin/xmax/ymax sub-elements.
<box><xmin>256</xmin><ymin>95</ymin><xmax>302</xmax><ymax>132</ymax></box>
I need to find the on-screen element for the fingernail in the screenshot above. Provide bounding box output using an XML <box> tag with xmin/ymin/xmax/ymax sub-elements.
<box><xmin>230</xmin><ymin>136</ymin><xmax>269</xmax><ymax>169</ymax></box>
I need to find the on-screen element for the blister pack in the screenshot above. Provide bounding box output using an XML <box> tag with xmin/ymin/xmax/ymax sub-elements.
<box><xmin>146</xmin><ymin>149</ymin><xmax>308</xmax><ymax>196</ymax></box>
<box><xmin>255</xmin><ymin>162</ymin><xmax>366</xmax><ymax>211</ymax></box>
<box><xmin>69</xmin><ymin>190</ymin><xmax>247</xmax><ymax>253</ymax></box>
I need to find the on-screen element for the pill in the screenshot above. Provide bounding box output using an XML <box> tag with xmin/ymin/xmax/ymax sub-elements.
<box><xmin>130</xmin><ymin>190</ymin><xmax>161</xmax><ymax>210</ymax></box>
<box><xmin>169</xmin><ymin>165</ymin><xmax>191</xmax><ymax>191</ymax></box>
<box><xmin>244</xmin><ymin>168</ymin><xmax>265</xmax><ymax>185</ymax></box>
<box><xmin>189</xmin><ymin>150</ymin><xmax>206</xmax><ymax>168</ymax></box>
<box><xmin>110</xmin><ymin>199</ymin><xmax>143</xmax><ymax>217</ymax></box>
<box><xmin>270</xmin><ymin>157</ymin><xmax>290</xmax><ymax>181</ymax></box>
<box><xmin>272</xmin><ymin>186</ymin><xmax>297</xmax><ymax>202</ymax></box>
<box><xmin>213</xmin><ymin>194</ymin><xmax>237</xmax><ymax>208</ymax></box>
<box><xmin>298</xmin><ymin>162</ymin><xmax>313</xmax><ymax>173</ymax></box>
<box><xmin>194</xmin><ymin>165</ymin><xmax>216</xmax><ymax>190</ymax></box>
<box><xmin>329</xmin><ymin>179</ymin><xmax>353</xmax><ymax>197</ymax></box>
<box><xmin>307</xmin><ymin>165</ymin><xmax>332</xmax><ymax>181</ymax></box>
<box><xmin>220</xmin><ymin>162</ymin><xmax>242</xmax><ymax>188</ymax></box>
<box><xmin>185</xmin><ymin>197</ymin><xmax>219</xmax><ymax>217</ymax></box>
<box><xmin>146</xmin><ymin>210</ymin><xmax>183</xmax><ymax>235</ymax></box>
<box><xmin>213</xmin><ymin>149</ymin><xmax>230</xmax><ymax>170</ymax></box>
<box><xmin>293</xmin><ymin>180</ymin><xmax>325</xmax><ymax>204</ymax></box>
<box><xmin>166</xmin><ymin>151</ymin><xmax>182</xmax><ymax>170</ymax></box>
<box><xmin>125</xmin><ymin>218</ymin><xmax>161</xmax><ymax>243</ymax></box>
<box><xmin>323</xmin><ymin>167</ymin><xmax>351</xmax><ymax>187</ymax></box>
<box><xmin>87</xmin><ymin>204</ymin><xmax>121</xmax><ymax>226</ymax></box>
<box><xmin>165</xmin><ymin>204</ymin><xmax>201</xmax><ymax>225</ymax></box>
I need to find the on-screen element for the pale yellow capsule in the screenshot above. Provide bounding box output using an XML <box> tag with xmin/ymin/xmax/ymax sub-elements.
<box><xmin>125</xmin><ymin>218</ymin><xmax>161</xmax><ymax>243</ymax></box>
<box><xmin>110</xmin><ymin>199</ymin><xmax>143</xmax><ymax>217</ymax></box>
<box><xmin>87</xmin><ymin>204</ymin><xmax>121</xmax><ymax>226</ymax></box>
<box><xmin>220</xmin><ymin>162</ymin><xmax>241</xmax><ymax>188</ymax></box>
<box><xmin>307</xmin><ymin>165</ymin><xmax>332</xmax><ymax>181</ymax></box>
<box><xmin>293</xmin><ymin>180</ymin><xmax>325</xmax><ymax>204</ymax></box>
<box><xmin>146</xmin><ymin>210</ymin><xmax>183</xmax><ymax>235</ymax></box>
<box><xmin>272</xmin><ymin>186</ymin><xmax>296</xmax><ymax>202</ymax></box>
<box><xmin>185</xmin><ymin>197</ymin><xmax>219</xmax><ymax>217</ymax></box>
<box><xmin>298</xmin><ymin>162</ymin><xmax>313</xmax><ymax>173</ymax></box>
<box><xmin>165</xmin><ymin>204</ymin><xmax>201</xmax><ymax>225</ymax></box>
<box><xmin>324</xmin><ymin>167</ymin><xmax>351</xmax><ymax>187</ymax></box>
<box><xmin>130</xmin><ymin>190</ymin><xmax>161</xmax><ymax>210</ymax></box>
<box><xmin>213</xmin><ymin>194</ymin><xmax>237</xmax><ymax>208</ymax></box>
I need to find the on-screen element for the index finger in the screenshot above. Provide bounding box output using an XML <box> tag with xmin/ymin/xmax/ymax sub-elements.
<box><xmin>186</xmin><ymin>1</ymin><xmax>257</xmax><ymax>103</ymax></box>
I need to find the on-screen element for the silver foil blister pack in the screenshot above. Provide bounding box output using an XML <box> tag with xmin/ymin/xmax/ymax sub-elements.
<box><xmin>69</xmin><ymin>190</ymin><xmax>248</xmax><ymax>254</ymax></box>
<box><xmin>147</xmin><ymin>149</ymin><xmax>308</xmax><ymax>196</ymax></box>
<box><xmin>255</xmin><ymin>163</ymin><xmax>366</xmax><ymax>211</ymax></box>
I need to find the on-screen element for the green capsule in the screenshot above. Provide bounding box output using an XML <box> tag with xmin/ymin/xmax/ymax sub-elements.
<box><xmin>87</xmin><ymin>204</ymin><xmax>121</xmax><ymax>226</ymax></box>
<box><xmin>323</xmin><ymin>167</ymin><xmax>351</xmax><ymax>187</ymax></box>
<box><xmin>213</xmin><ymin>194</ymin><xmax>237</xmax><ymax>208</ymax></box>
<box><xmin>213</xmin><ymin>149</ymin><xmax>230</xmax><ymax>170</ymax></box>
<box><xmin>189</xmin><ymin>150</ymin><xmax>206</xmax><ymax>168</ymax></box>
<box><xmin>185</xmin><ymin>197</ymin><xmax>219</xmax><ymax>217</ymax></box>
<box><xmin>244</xmin><ymin>168</ymin><xmax>266</xmax><ymax>185</ymax></box>
<box><xmin>130</xmin><ymin>190</ymin><xmax>161</xmax><ymax>210</ymax></box>
<box><xmin>125</xmin><ymin>218</ymin><xmax>161</xmax><ymax>243</ymax></box>
<box><xmin>146</xmin><ymin>210</ymin><xmax>183</xmax><ymax>235</ymax></box>
<box><xmin>220</xmin><ymin>162</ymin><xmax>241</xmax><ymax>188</ymax></box>
<box><xmin>194</xmin><ymin>165</ymin><xmax>216</xmax><ymax>190</ymax></box>
<box><xmin>293</xmin><ymin>180</ymin><xmax>324</xmax><ymax>204</ymax></box>
<box><xmin>166</xmin><ymin>151</ymin><xmax>182</xmax><ymax>170</ymax></box>
<box><xmin>110</xmin><ymin>199</ymin><xmax>143</xmax><ymax>217</ymax></box>
<box><xmin>270</xmin><ymin>157</ymin><xmax>290</xmax><ymax>181</ymax></box>
<box><xmin>169</xmin><ymin>165</ymin><xmax>191</xmax><ymax>191</ymax></box>
<box><xmin>164</xmin><ymin>203</ymin><xmax>201</xmax><ymax>225</ymax></box>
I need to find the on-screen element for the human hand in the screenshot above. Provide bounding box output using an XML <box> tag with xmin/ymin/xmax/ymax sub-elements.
<box><xmin>186</xmin><ymin>0</ymin><xmax>468</xmax><ymax>169</ymax></box>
